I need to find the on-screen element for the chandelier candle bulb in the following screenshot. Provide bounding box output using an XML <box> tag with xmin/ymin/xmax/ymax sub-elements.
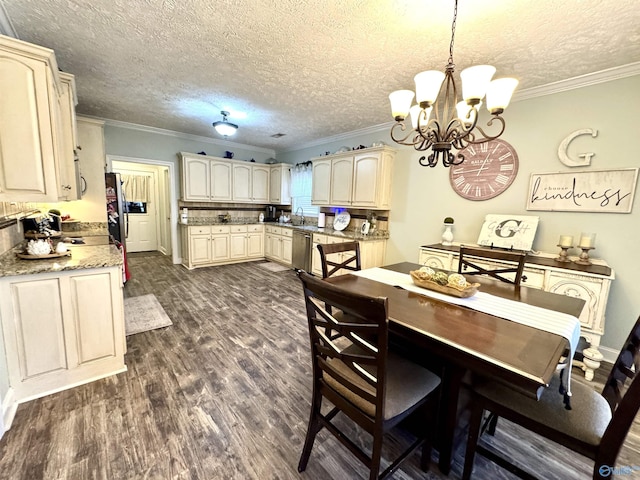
<box><xmin>559</xmin><ymin>235</ymin><xmax>573</xmax><ymax>247</ymax></box>
<box><xmin>460</xmin><ymin>65</ymin><xmax>496</xmax><ymax>103</ymax></box>
<box><xmin>389</xmin><ymin>90</ymin><xmax>415</xmax><ymax>119</ymax></box>
<box><xmin>486</xmin><ymin>78</ymin><xmax>519</xmax><ymax>114</ymax></box>
<box><xmin>414</xmin><ymin>70</ymin><xmax>445</xmax><ymax>106</ymax></box>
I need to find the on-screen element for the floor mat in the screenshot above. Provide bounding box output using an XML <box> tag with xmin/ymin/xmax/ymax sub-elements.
<box><xmin>124</xmin><ymin>293</ymin><xmax>173</xmax><ymax>335</ymax></box>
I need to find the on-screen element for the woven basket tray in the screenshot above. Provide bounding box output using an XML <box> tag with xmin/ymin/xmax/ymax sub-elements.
<box><xmin>409</xmin><ymin>271</ymin><xmax>480</xmax><ymax>298</ymax></box>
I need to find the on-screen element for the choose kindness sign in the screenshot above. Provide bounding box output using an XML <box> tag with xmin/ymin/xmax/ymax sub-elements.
<box><xmin>526</xmin><ymin>168</ymin><xmax>639</xmax><ymax>213</ymax></box>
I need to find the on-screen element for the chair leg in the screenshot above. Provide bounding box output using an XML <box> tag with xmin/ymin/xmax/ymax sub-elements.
<box><xmin>482</xmin><ymin>412</ymin><xmax>498</xmax><ymax>436</ymax></box>
<box><xmin>420</xmin><ymin>439</ymin><xmax>432</xmax><ymax>472</ymax></box>
<box><xmin>369</xmin><ymin>432</ymin><xmax>384</xmax><ymax>480</ymax></box>
<box><xmin>462</xmin><ymin>404</ymin><xmax>485</xmax><ymax>480</ymax></box>
<box><xmin>298</xmin><ymin>392</ymin><xmax>323</xmax><ymax>472</ymax></box>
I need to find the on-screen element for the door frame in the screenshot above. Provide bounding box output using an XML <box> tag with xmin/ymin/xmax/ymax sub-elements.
<box><xmin>106</xmin><ymin>155</ymin><xmax>180</xmax><ymax>264</ymax></box>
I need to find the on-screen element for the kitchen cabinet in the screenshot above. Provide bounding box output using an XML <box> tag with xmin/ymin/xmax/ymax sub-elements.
<box><xmin>265</xmin><ymin>225</ymin><xmax>292</xmax><ymax>265</ymax></box>
<box><xmin>182</xmin><ymin>224</ymin><xmax>264</xmax><ymax>269</ymax></box>
<box><xmin>210</xmin><ymin>160</ymin><xmax>233</xmax><ymax>201</ymax></box>
<box><xmin>311</xmin><ymin>146</ymin><xmax>395</xmax><ymax>209</ymax></box>
<box><xmin>419</xmin><ymin>244</ymin><xmax>615</xmax><ymax>380</ymax></box>
<box><xmin>0</xmin><ymin>35</ymin><xmax>73</xmax><ymax>202</ymax></box>
<box><xmin>269</xmin><ymin>163</ymin><xmax>291</xmax><ymax>205</ymax></box>
<box><xmin>0</xmin><ymin>266</ymin><xmax>126</xmax><ymax>402</ymax></box>
<box><xmin>182</xmin><ymin>156</ymin><xmax>210</xmax><ymax>201</ymax></box>
<box><xmin>311</xmin><ymin>233</ymin><xmax>387</xmax><ymax>277</ymax></box>
<box><xmin>233</xmin><ymin>164</ymin><xmax>269</xmax><ymax>203</ymax></box>
<box><xmin>56</xmin><ymin>72</ymin><xmax>80</xmax><ymax>200</ymax></box>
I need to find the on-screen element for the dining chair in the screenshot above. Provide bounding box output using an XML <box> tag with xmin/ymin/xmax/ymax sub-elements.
<box><xmin>296</xmin><ymin>270</ymin><xmax>441</xmax><ymax>480</ymax></box>
<box><xmin>317</xmin><ymin>241</ymin><xmax>361</xmax><ymax>278</ymax></box>
<box><xmin>462</xmin><ymin>314</ymin><xmax>640</xmax><ymax>480</ymax></box>
<box><xmin>458</xmin><ymin>245</ymin><xmax>527</xmax><ymax>286</ymax></box>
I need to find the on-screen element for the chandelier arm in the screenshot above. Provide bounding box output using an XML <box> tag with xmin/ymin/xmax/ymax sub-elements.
<box><xmin>390</xmin><ymin>122</ymin><xmax>422</xmax><ymax>146</ymax></box>
<box><xmin>466</xmin><ymin>116</ymin><xmax>507</xmax><ymax>144</ymax></box>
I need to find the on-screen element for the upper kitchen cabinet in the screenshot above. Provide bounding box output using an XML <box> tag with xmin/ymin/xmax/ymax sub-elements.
<box><xmin>311</xmin><ymin>146</ymin><xmax>395</xmax><ymax>209</ymax></box>
<box><xmin>0</xmin><ymin>35</ymin><xmax>77</xmax><ymax>202</ymax></box>
<box><xmin>269</xmin><ymin>163</ymin><xmax>291</xmax><ymax>205</ymax></box>
<box><xmin>57</xmin><ymin>72</ymin><xmax>81</xmax><ymax>200</ymax></box>
<box><xmin>180</xmin><ymin>153</ymin><xmax>233</xmax><ymax>202</ymax></box>
<box><xmin>233</xmin><ymin>163</ymin><xmax>269</xmax><ymax>203</ymax></box>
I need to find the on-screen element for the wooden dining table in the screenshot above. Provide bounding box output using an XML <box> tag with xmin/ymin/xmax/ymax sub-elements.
<box><xmin>325</xmin><ymin>262</ymin><xmax>586</xmax><ymax>474</ymax></box>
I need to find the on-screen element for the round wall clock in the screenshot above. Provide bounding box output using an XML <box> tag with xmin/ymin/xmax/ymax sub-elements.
<box><xmin>449</xmin><ymin>139</ymin><xmax>519</xmax><ymax>201</ymax></box>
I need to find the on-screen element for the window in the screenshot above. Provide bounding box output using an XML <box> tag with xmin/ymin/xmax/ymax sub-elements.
<box><xmin>291</xmin><ymin>163</ymin><xmax>319</xmax><ymax>217</ymax></box>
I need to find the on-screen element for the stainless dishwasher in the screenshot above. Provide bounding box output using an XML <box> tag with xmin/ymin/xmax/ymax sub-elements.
<box><xmin>292</xmin><ymin>230</ymin><xmax>312</xmax><ymax>272</ymax></box>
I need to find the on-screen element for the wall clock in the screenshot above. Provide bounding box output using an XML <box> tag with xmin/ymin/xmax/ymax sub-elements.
<box><xmin>449</xmin><ymin>139</ymin><xmax>519</xmax><ymax>200</ymax></box>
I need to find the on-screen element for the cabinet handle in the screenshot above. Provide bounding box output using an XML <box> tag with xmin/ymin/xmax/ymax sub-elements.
<box><xmin>522</xmin><ymin>275</ymin><xmax>528</xmax><ymax>283</ymax></box>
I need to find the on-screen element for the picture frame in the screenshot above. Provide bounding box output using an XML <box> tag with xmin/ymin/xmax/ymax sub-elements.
<box><xmin>477</xmin><ymin>214</ymin><xmax>539</xmax><ymax>251</ymax></box>
<box><xmin>526</xmin><ymin>168</ymin><xmax>639</xmax><ymax>213</ymax></box>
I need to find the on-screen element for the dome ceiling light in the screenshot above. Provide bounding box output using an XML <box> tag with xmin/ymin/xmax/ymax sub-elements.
<box><xmin>212</xmin><ymin>110</ymin><xmax>238</xmax><ymax>137</ymax></box>
<box><xmin>388</xmin><ymin>0</ymin><xmax>518</xmax><ymax>168</ymax></box>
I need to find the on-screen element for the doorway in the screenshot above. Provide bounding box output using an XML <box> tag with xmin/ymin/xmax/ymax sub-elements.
<box><xmin>109</xmin><ymin>157</ymin><xmax>177</xmax><ymax>261</ymax></box>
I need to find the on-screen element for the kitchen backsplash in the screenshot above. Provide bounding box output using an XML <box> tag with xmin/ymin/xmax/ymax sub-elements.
<box><xmin>0</xmin><ymin>201</ymin><xmax>37</xmax><ymax>255</ymax></box>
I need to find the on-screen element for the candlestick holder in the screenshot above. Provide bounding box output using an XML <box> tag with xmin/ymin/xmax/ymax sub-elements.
<box><xmin>555</xmin><ymin>244</ymin><xmax>572</xmax><ymax>263</ymax></box>
<box><xmin>574</xmin><ymin>246</ymin><xmax>594</xmax><ymax>266</ymax></box>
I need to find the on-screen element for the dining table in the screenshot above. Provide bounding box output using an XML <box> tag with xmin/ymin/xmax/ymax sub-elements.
<box><xmin>325</xmin><ymin>262</ymin><xmax>586</xmax><ymax>474</ymax></box>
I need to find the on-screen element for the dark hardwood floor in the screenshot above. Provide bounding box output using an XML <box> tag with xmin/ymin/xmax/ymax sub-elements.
<box><xmin>0</xmin><ymin>253</ymin><xmax>638</xmax><ymax>479</ymax></box>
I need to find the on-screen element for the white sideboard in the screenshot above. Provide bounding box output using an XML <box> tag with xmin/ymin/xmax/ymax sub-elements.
<box><xmin>419</xmin><ymin>244</ymin><xmax>615</xmax><ymax>380</ymax></box>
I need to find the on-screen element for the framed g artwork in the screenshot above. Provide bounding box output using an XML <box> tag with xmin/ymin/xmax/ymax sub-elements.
<box><xmin>476</xmin><ymin>214</ymin><xmax>539</xmax><ymax>251</ymax></box>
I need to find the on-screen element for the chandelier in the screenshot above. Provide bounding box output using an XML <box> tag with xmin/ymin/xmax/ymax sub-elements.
<box><xmin>388</xmin><ymin>0</ymin><xmax>518</xmax><ymax>167</ymax></box>
<box><xmin>212</xmin><ymin>110</ymin><xmax>238</xmax><ymax>137</ymax></box>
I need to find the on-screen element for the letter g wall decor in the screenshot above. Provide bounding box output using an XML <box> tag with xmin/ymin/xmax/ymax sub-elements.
<box><xmin>558</xmin><ymin>128</ymin><xmax>598</xmax><ymax>167</ymax></box>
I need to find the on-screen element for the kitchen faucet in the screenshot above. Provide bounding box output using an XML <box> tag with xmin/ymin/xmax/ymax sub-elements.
<box><xmin>295</xmin><ymin>207</ymin><xmax>305</xmax><ymax>226</ymax></box>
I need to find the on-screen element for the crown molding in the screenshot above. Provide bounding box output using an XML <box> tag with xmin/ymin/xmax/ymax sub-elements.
<box><xmin>283</xmin><ymin>63</ymin><xmax>640</xmax><ymax>154</ymax></box>
<box><xmin>512</xmin><ymin>62</ymin><xmax>640</xmax><ymax>102</ymax></box>
<box><xmin>92</xmin><ymin>116</ymin><xmax>276</xmax><ymax>156</ymax></box>
<box><xmin>0</xmin><ymin>2</ymin><xmax>17</xmax><ymax>38</ymax></box>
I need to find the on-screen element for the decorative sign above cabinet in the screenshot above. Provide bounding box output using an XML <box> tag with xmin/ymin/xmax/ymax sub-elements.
<box><xmin>449</xmin><ymin>139</ymin><xmax>518</xmax><ymax>201</ymax></box>
<box><xmin>526</xmin><ymin>168</ymin><xmax>639</xmax><ymax>213</ymax></box>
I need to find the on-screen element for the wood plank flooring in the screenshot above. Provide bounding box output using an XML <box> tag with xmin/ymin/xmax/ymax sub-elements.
<box><xmin>0</xmin><ymin>253</ymin><xmax>638</xmax><ymax>479</ymax></box>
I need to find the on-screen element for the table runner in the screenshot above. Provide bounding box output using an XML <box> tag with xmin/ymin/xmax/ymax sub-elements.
<box><xmin>352</xmin><ymin>268</ymin><xmax>581</xmax><ymax>408</ymax></box>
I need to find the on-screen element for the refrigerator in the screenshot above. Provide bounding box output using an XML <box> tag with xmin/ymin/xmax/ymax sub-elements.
<box><xmin>106</xmin><ymin>172</ymin><xmax>130</xmax><ymax>281</ymax></box>
<box><xmin>106</xmin><ymin>172</ymin><xmax>128</xmax><ymax>245</ymax></box>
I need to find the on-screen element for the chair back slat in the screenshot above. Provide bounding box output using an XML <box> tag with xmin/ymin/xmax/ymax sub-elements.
<box><xmin>598</xmin><ymin>315</ymin><xmax>640</xmax><ymax>465</ymax></box>
<box><xmin>458</xmin><ymin>245</ymin><xmax>527</xmax><ymax>286</ymax></box>
<box><xmin>317</xmin><ymin>241</ymin><xmax>362</xmax><ymax>278</ymax></box>
<box><xmin>298</xmin><ymin>270</ymin><xmax>388</xmax><ymax>420</ymax></box>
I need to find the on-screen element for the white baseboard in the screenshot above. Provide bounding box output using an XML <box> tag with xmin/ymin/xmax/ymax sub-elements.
<box><xmin>598</xmin><ymin>345</ymin><xmax>619</xmax><ymax>365</ymax></box>
<box><xmin>1</xmin><ymin>387</ymin><xmax>18</xmax><ymax>440</ymax></box>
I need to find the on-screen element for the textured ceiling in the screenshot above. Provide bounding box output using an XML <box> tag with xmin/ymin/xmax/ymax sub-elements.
<box><xmin>2</xmin><ymin>0</ymin><xmax>640</xmax><ymax>152</ymax></box>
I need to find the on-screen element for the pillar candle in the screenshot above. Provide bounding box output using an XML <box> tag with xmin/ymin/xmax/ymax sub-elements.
<box><xmin>579</xmin><ymin>233</ymin><xmax>596</xmax><ymax>248</ymax></box>
<box><xmin>559</xmin><ymin>235</ymin><xmax>573</xmax><ymax>247</ymax></box>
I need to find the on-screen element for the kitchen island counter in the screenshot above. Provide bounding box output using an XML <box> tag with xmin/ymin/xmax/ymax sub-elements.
<box><xmin>0</xmin><ymin>243</ymin><xmax>122</xmax><ymax>277</ymax></box>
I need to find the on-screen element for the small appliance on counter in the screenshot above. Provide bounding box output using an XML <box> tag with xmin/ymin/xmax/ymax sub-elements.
<box><xmin>265</xmin><ymin>205</ymin><xmax>277</xmax><ymax>222</ymax></box>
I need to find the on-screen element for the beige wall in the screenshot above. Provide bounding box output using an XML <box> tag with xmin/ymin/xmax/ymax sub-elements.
<box><xmin>278</xmin><ymin>74</ymin><xmax>640</xmax><ymax>355</ymax></box>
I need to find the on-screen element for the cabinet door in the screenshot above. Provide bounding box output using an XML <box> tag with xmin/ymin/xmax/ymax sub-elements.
<box><xmin>547</xmin><ymin>273</ymin><xmax>604</xmax><ymax>333</ymax></box>
<box><xmin>70</xmin><ymin>273</ymin><xmax>117</xmax><ymax>364</ymax></box>
<box><xmin>352</xmin><ymin>152</ymin><xmax>380</xmax><ymax>207</ymax></box>
<box><xmin>311</xmin><ymin>159</ymin><xmax>331</xmax><ymax>205</ymax></box>
<box><xmin>282</xmin><ymin>237</ymin><xmax>293</xmax><ymax>265</ymax></box>
<box><xmin>183</xmin><ymin>157</ymin><xmax>210</xmax><ymax>201</ymax></box>
<box><xmin>418</xmin><ymin>249</ymin><xmax>452</xmax><ymax>270</ymax></box>
<box><xmin>272</xmin><ymin>235</ymin><xmax>283</xmax><ymax>260</ymax></box>
<box><xmin>265</xmin><ymin>233</ymin><xmax>274</xmax><ymax>258</ymax></box>
<box><xmin>269</xmin><ymin>165</ymin><xmax>282</xmax><ymax>203</ymax></box>
<box><xmin>211</xmin><ymin>235</ymin><xmax>230</xmax><ymax>261</ymax></box>
<box><xmin>230</xmin><ymin>233</ymin><xmax>247</xmax><ymax>259</ymax></box>
<box><xmin>0</xmin><ymin>50</ymin><xmax>59</xmax><ymax>201</ymax></box>
<box><xmin>210</xmin><ymin>160</ymin><xmax>232</xmax><ymax>201</ymax></box>
<box><xmin>330</xmin><ymin>156</ymin><xmax>354</xmax><ymax>206</ymax></box>
<box><xmin>233</xmin><ymin>164</ymin><xmax>252</xmax><ymax>202</ymax></box>
<box><xmin>7</xmin><ymin>278</ymin><xmax>69</xmax><ymax>380</ymax></box>
<box><xmin>252</xmin><ymin>165</ymin><xmax>270</xmax><ymax>203</ymax></box>
<box><xmin>247</xmin><ymin>232</ymin><xmax>264</xmax><ymax>258</ymax></box>
<box><xmin>57</xmin><ymin>73</ymin><xmax>80</xmax><ymax>200</ymax></box>
<box><xmin>190</xmin><ymin>234</ymin><xmax>212</xmax><ymax>264</ymax></box>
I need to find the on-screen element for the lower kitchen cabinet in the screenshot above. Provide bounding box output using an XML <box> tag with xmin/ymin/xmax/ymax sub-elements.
<box><xmin>265</xmin><ymin>225</ymin><xmax>292</xmax><ymax>265</ymax></box>
<box><xmin>0</xmin><ymin>266</ymin><xmax>126</xmax><ymax>402</ymax></box>
<box><xmin>182</xmin><ymin>224</ymin><xmax>264</xmax><ymax>269</ymax></box>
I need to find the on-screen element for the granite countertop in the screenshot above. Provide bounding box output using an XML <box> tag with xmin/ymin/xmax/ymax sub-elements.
<box><xmin>0</xmin><ymin>243</ymin><xmax>123</xmax><ymax>277</ymax></box>
<box><xmin>180</xmin><ymin>220</ymin><xmax>389</xmax><ymax>241</ymax></box>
